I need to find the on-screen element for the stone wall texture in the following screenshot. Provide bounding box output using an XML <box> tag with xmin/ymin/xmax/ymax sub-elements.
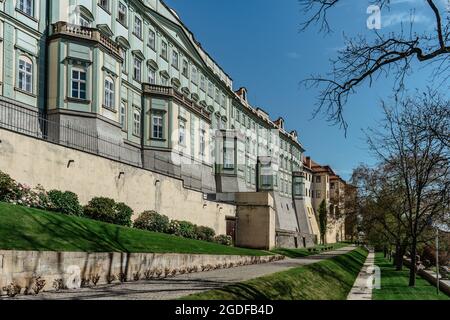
<box><xmin>0</xmin><ymin>128</ymin><xmax>236</xmax><ymax>235</ymax></box>
<box><xmin>0</xmin><ymin>250</ymin><xmax>281</xmax><ymax>295</ymax></box>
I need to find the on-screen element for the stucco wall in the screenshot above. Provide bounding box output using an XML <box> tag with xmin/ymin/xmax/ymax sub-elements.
<box><xmin>0</xmin><ymin>250</ymin><xmax>282</xmax><ymax>295</ymax></box>
<box><xmin>235</xmin><ymin>192</ymin><xmax>276</xmax><ymax>250</ymax></box>
<box><xmin>0</xmin><ymin>128</ymin><xmax>235</xmax><ymax>234</ymax></box>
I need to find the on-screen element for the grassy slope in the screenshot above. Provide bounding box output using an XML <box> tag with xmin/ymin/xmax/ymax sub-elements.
<box><xmin>182</xmin><ymin>247</ymin><xmax>368</xmax><ymax>300</ymax></box>
<box><xmin>0</xmin><ymin>202</ymin><xmax>268</xmax><ymax>256</ymax></box>
<box><xmin>271</xmin><ymin>243</ymin><xmax>349</xmax><ymax>258</ymax></box>
<box><xmin>373</xmin><ymin>253</ymin><xmax>449</xmax><ymax>300</ymax></box>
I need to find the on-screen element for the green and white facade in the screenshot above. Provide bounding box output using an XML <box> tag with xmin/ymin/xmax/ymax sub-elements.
<box><xmin>0</xmin><ymin>0</ymin><xmax>318</xmax><ymax>247</ymax></box>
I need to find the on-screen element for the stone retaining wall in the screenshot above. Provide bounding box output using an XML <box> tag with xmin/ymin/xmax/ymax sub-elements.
<box><xmin>0</xmin><ymin>250</ymin><xmax>282</xmax><ymax>296</ymax></box>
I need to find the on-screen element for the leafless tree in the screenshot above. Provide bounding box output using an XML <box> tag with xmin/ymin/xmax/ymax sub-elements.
<box><xmin>300</xmin><ymin>0</ymin><xmax>450</xmax><ymax>131</ymax></box>
<box><xmin>366</xmin><ymin>91</ymin><xmax>450</xmax><ymax>286</ymax></box>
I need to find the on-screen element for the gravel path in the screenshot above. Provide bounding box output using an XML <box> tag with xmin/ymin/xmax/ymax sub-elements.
<box><xmin>10</xmin><ymin>246</ymin><xmax>356</xmax><ymax>300</ymax></box>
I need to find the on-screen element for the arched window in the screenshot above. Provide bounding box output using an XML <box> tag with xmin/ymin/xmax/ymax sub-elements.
<box><xmin>104</xmin><ymin>77</ymin><xmax>115</xmax><ymax>109</ymax></box>
<box><xmin>18</xmin><ymin>56</ymin><xmax>33</xmax><ymax>93</ymax></box>
<box><xmin>70</xmin><ymin>6</ymin><xmax>94</xmax><ymax>27</ymax></box>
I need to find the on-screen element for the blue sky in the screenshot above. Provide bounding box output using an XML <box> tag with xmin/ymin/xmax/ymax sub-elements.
<box><xmin>164</xmin><ymin>0</ymin><xmax>449</xmax><ymax>180</ymax></box>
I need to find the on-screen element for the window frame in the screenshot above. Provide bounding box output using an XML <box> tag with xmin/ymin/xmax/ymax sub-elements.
<box><xmin>17</xmin><ymin>0</ymin><xmax>34</xmax><ymax>17</ymax></box>
<box><xmin>132</xmin><ymin>108</ymin><xmax>141</xmax><ymax>137</ymax></box>
<box><xmin>17</xmin><ymin>56</ymin><xmax>33</xmax><ymax>94</ymax></box>
<box><xmin>133</xmin><ymin>16</ymin><xmax>143</xmax><ymax>39</ymax></box>
<box><xmin>70</xmin><ymin>67</ymin><xmax>88</xmax><ymax>100</ymax></box>
<box><xmin>148</xmin><ymin>29</ymin><xmax>156</xmax><ymax>51</ymax></box>
<box><xmin>104</xmin><ymin>76</ymin><xmax>115</xmax><ymax>110</ymax></box>
<box><xmin>117</xmin><ymin>2</ymin><xmax>128</xmax><ymax>27</ymax></box>
<box><xmin>152</xmin><ymin>113</ymin><xmax>164</xmax><ymax>140</ymax></box>
<box><xmin>133</xmin><ymin>56</ymin><xmax>142</xmax><ymax>82</ymax></box>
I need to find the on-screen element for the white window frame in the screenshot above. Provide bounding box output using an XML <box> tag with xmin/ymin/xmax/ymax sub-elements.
<box><xmin>104</xmin><ymin>77</ymin><xmax>115</xmax><ymax>109</ymax></box>
<box><xmin>152</xmin><ymin>114</ymin><xmax>164</xmax><ymax>139</ymax></box>
<box><xmin>134</xmin><ymin>16</ymin><xmax>142</xmax><ymax>38</ymax></box>
<box><xmin>133</xmin><ymin>56</ymin><xmax>142</xmax><ymax>82</ymax></box>
<box><xmin>18</xmin><ymin>56</ymin><xmax>33</xmax><ymax>93</ymax></box>
<box><xmin>71</xmin><ymin>68</ymin><xmax>87</xmax><ymax>100</ymax></box>
<box><xmin>118</xmin><ymin>2</ymin><xmax>127</xmax><ymax>26</ymax></box>
<box><xmin>148</xmin><ymin>67</ymin><xmax>156</xmax><ymax>84</ymax></box>
<box><xmin>133</xmin><ymin>109</ymin><xmax>141</xmax><ymax>136</ymax></box>
<box><xmin>148</xmin><ymin>29</ymin><xmax>156</xmax><ymax>50</ymax></box>
<box><xmin>120</xmin><ymin>102</ymin><xmax>127</xmax><ymax>130</ymax></box>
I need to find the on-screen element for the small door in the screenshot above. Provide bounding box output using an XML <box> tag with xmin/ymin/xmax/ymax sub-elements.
<box><xmin>226</xmin><ymin>218</ymin><xmax>236</xmax><ymax>244</ymax></box>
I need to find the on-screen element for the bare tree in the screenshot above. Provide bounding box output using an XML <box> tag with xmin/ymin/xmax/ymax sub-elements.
<box><xmin>300</xmin><ymin>0</ymin><xmax>450</xmax><ymax>131</ymax></box>
<box><xmin>366</xmin><ymin>91</ymin><xmax>450</xmax><ymax>286</ymax></box>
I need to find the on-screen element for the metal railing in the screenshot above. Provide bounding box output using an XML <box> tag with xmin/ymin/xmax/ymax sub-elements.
<box><xmin>0</xmin><ymin>99</ymin><xmax>207</xmax><ymax>193</ymax></box>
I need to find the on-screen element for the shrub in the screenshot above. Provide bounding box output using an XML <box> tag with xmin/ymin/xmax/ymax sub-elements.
<box><xmin>195</xmin><ymin>226</ymin><xmax>216</xmax><ymax>242</ymax></box>
<box><xmin>48</xmin><ymin>190</ymin><xmax>83</xmax><ymax>216</ymax></box>
<box><xmin>84</xmin><ymin>197</ymin><xmax>133</xmax><ymax>226</ymax></box>
<box><xmin>134</xmin><ymin>211</ymin><xmax>170</xmax><ymax>233</ymax></box>
<box><xmin>214</xmin><ymin>235</ymin><xmax>233</xmax><ymax>246</ymax></box>
<box><xmin>114</xmin><ymin>202</ymin><xmax>133</xmax><ymax>227</ymax></box>
<box><xmin>84</xmin><ymin>197</ymin><xmax>117</xmax><ymax>224</ymax></box>
<box><xmin>177</xmin><ymin>221</ymin><xmax>197</xmax><ymax>239</ymax></box>
<box><xmin>0</xmin><ymin>171</ymin><xmax>18</xmax><ymax>202</ymax></box>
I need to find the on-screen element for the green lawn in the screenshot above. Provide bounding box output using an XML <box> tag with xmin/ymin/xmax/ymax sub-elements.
<box><xmin>0</xmin><ymin>202</ymin><xmax>268</xmax><ymax>256</ymax></box>
<box><xmin>271</xmin><ymin>242</ymin><xmax>350</xmax><ymax>258</ymax></box>
<box><xmin>373</xmin><ymin>252</ymin><xmax>449</xmax><ymax>300</ymax></box>
<box><xmin>182</xmin><ymin>247</ymin><xmax>368</xmax><ymax>300</ymax></box>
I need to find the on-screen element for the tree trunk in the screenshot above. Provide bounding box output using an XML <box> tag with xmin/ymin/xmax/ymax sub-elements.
<box><xmin>409</xmin><ymin>238</ymin><xmax>418</xmax><ymax>287</ymax></box>
<box><xmin>396</xmin><ymin>249</ymin><xmax>405</xmax><ymax>271</ymax></box>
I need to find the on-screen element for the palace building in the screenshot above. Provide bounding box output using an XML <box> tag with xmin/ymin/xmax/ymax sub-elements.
<box><xmin>0</xmin><ymin>0</ymin><xmax>352</xmax><ymax>248</ymax></box>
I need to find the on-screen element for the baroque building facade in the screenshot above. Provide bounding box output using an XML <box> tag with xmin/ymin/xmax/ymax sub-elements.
<box><xmin>0</xmin><ymin>0</ymin><xmax>351</xmax><ymax>248</ymax></box>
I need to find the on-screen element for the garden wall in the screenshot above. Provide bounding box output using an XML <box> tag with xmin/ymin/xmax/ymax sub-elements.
<box><xmin>0</xmin><ymin>128</ymin><xmax>235</xmax><ymax>235</ymax></box>
<box><xmin>0</xmin><ymin>250</ymin><xmax>282</xmax><ymax>295</ymax></box>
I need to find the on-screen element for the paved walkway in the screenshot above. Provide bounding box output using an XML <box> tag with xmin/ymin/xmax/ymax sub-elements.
<box><xmin>347</xmin><ymin>249</ymin><xmax>375</xmax><ymax>300</ymax></box>
<box><xmin>9</xmin><ymin>246</ymin><xmax>356</xmax><ymax>300</ymax></box>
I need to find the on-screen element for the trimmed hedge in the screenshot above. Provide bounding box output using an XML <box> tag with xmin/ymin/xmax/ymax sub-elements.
<box><xmin>134</xmin><ymin>211</ymin><xmax>170</xmax><ymax>233</ymax></box>
<box><xmin>83</xmin><ymin>197</ymin><xmax>133</xmax><ymax>227</ymax></box>
<box><xmin>48</xmin><ymin>190</ymin><xmax>83</xmax><ymax>216</ymax></box>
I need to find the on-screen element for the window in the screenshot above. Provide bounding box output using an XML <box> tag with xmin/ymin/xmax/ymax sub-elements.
<box><xmin>104</xmin><ymin>77</ymin><xmax>115</xmax><ymax>109</ymax></box>
<box><xmin>118</xmin><ymin>2</ymin><xmax>127</xmax><ymax>25</ymax></box>
<box><xmin>199</xmin><ymin>128</ymin><xmax>206</xmax><ymax>156</ymax></box>
<box><xmin>207</xmin><ymin>81</ymin><xmax>213</xmax><ymax>97</ymax></box>
<box><xmin>17</xmin><ymin>0</ymin><xmax>33</xmax><ymax>16</ymax></box>
<box><xmin>221</xmin><ymin>94</ymin><xmax>226</xmax><ymax>108</ymax></box>
<box><xmin>331</xmin><ymin>182</ymin><xmax>335</xmax><ymax>190</ymax></box>
<box><xmin>148</xmin><ymin>29</ymin><xmax>156</xmax><ymax>50</ymax></box>
<box><xmin>161</xmin><ymin>75</ymin><xmax>169</xmax><ymax>86</ymax></box>
<box><xmin>316</xmin><ymin>176</ymin><xmax>322</xmax><ymax>183</ymax></box>
<box><xmin>171</xmin><ymin>51</ymin><xmax>179</xmax><ymax>69</ymax></box>
<box><xmin>215</xmin><ymin>88</ymin><xmax>220</xmax><ymax>103</ymax></box>
<box><xmin>133</xmin><ymin>109</ymin><xmax>141</xmax><ymax>136</ymax></box>
<box><xmin>99</xmin><ymin>0</ymin><xmax>110</xmax><ymax>12</ymax></box>
<box><xmin>18</xmin><ymin>57</ymin><xmax>33</xmax><ymax>93</ymax></box>
<box><xmin>161</xmin><ymin>41</ymin><xmax>168</xmax><ymax>60</ymax></box>
<box><xmin>179</xmin><ymin>120</ymin><xmax>186</xmax><ymax>146</ymax></box>
<box><xmin>182</xmin><ymin>60</ymin><xmax>189</xmax><ymax>78</ymax></box>
<box><xmin>133</xmin><ymin>56</ymin><xmax>142</xmax><ymax>82</ymax></box>
<box><xmin>148</xmin><ymin>68</ymin><xmax>156</xmax><ymax>84</ymax></box>
<box><xmin>192</xmin><ymin>67</ymin><xmax>198</xmax><ymax>85</ymax></box>
<box><xmin>316</xmin><ymin>190</ymin><xmax>322</xmax><ymax>199</ymax></box>
<box><xmin>120</xmin><ymin>102</ymin><xmax>127</xmax><ymax>130</ymax></box>
<box><xmin>120</xmin><ymin>49</ymin><xmax>127</xmax><ymax>73</ymax></box>
<box><xmin>200</xmin><ymin>75</ymin><xmax>206</xmax><ymax>91</ymax></box>
<box><xmin>223</xmin><ymin>139</ymin><xmax>235</xmax><ymax>170</ymax></box>
<box><xmin>134</xmin><ymin>16</ymin><xmax>142</xmax><ymax>38</ymax></box>
<box><xmin>71</xmin><ymin>69</ymin><xmax>87</xmax><ymax>100</ymax></box>
<box><xmin>152</xmin><ymin>114</ymin><xmax>163</xmax><ymax>139</ymax></box>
